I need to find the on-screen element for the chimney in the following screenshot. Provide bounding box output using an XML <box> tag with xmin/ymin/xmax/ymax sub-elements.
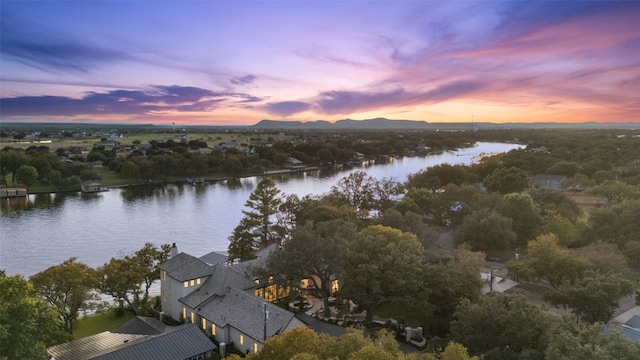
<box><xmin>170</xmin><ymin>243</ymin><xmax>178</xmax><ymax>258</ymax></box>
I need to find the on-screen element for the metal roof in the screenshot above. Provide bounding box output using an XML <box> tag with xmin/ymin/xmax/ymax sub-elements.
<box><xmin>48</xmin><ymin>324</ymin><xmax>215</xmax><ymax>360</ymax></box>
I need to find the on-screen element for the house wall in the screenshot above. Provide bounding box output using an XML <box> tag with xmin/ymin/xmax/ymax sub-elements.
<box><xmin>161</xmin><ymin>273</ymin><xmax>207</xmax><ymax>321</ymax></box>
<box><xmin>200</xmin><ymin>316</ymin><xmax>230</xmax><ymax>345</ymax></box>
<box><xmin>229</xmin><ymin>327</ymin><xmax>261</xmax><ymax>355</ymax></box>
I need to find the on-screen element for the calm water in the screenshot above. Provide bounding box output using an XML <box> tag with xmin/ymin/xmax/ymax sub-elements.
<box><xmin>0</xmin><ymin>142</ymin><xmax>521</xmax><ymax>277</ymax></box>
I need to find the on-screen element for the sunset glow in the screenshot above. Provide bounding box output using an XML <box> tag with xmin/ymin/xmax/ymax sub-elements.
<box><xmin>1</xmin><ymin>1</ymin><xmax>638</xmax><ymax>125</ymax></box>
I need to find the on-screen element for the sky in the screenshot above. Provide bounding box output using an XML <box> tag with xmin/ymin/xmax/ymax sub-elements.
<box><xmin>1</xmin><ymin>1</ymin><xmax>639</xmax><ymax>126</ymax></box>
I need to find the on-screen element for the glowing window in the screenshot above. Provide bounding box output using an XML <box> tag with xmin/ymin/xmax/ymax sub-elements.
<box><xmin>332</xmin><ymin>279</ymin><xmax>339</xmax><ymax>293</ymax></box>
<box><xmin>190</xmin><ymin>279</ymin><xmax>195</xmax><ymax>286</ymax></box>
<box><xmin>240</xmin><ymin>335</ymin><xmax>244</xmax><ymax>345</ymax></box>
<box><xmin>183</xmin><ymin>281</ymin><xmax>188</xmax><ymax>288</ymax></box>
<box><xmin>201</xmin><ymin>318</ymin><xmax>206</xmax><ymax>329</ymax></box>
<box><xmin>182</xmin><ymin>308</ymin><xmax>186</xmax><ymax>319</ymax></box>
<box><xmin>300</xmin><ymin>278</ymin><xmax>309</xmax><ymax>288</ymax></box>
<box><xmin>162</xmin><ymin>270</ymin><xmax>166</xmax><ymax>280</ymax></box>
<box><xmin>254</xmin><ymin>343</ymin><xmax>258</xmax><ymax>353</ymax></box>
<box><xmin>196</xmin><ymin>278</ymin><xmax>201</xmax><ymax>285</ymax></box>
<box><xmin>190</xmin><ymin>312</ymin><xmax>194</xmax><ymax>323</ymax></box>
<box><xmin>211</xmin><ymin>324</ymin><xmax>216</xmax><ymax>336</ymax></box>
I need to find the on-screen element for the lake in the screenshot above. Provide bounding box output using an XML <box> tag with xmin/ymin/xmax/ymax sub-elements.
<box><xmin>0</xmin><ymin>142</ymin><xmax>522</xmax><ymax>277</ymax></box>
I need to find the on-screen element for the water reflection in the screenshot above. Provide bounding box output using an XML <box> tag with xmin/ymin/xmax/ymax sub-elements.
<box><xmin>121</xmin><ymin>183</ymin><xmax>185</xmax><ymax>202</ymax></box>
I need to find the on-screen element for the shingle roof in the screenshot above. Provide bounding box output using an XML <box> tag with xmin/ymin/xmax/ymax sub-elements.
<box><xmin>159</xmin><ymin>252</ymin><xmax>213</xmax><ymax>281</ymax></box>
<box><xmin>199</xmin><ymin>251</ymin><xmax>228</xmax><ymax>265</ymax></box>
<box><xmin>114</xmin><ymin>316</ymin><xmax>166</xmax><ymax>335</ymax></box>
<box><xmin>199</xmin><ymin>287</ymin><xmax>296</xmax><ymax>342</ymax></box>
<box><xmin>180</xmin><ymin>264</ymin><xmax>256</xmax><ymax>308</ymax></box>
<box><xmin>48</xmin><ymin>324</ymin><xmax>215</xmax><ymax>360</ymax></box>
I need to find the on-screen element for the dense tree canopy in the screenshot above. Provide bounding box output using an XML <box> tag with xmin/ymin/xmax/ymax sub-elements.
<box><xmin>544</xmin><ymin>270</ymin><xmax>633</xmax><ymax>324</ymax></box>
<box><xmin>508</xmin><ymin>234</ymin><xmax>590</xmax><ymax>289</ymax></box>
<box><xmin>0</xmin><ymin>271</ymin><xmax>69</xmax><ymax>360</ymax></box>
<box><xmin>342</xmin><ymin>225</ymin><xmax>425</xmax><ymax>323</ymax></box>
<box><xmin>266</xmin><ymin>220</ymin><xmax>357</xmax><ymax>317</ymax></box>
<box><xmin>483</xmin><ymin>166</ymin><xmax>530</xmax><ymax>194</ymax></box>
<box><xmin>30</xmin><ymin>258</ymin><xmax>95</xmax><ymax>334</ymax></box>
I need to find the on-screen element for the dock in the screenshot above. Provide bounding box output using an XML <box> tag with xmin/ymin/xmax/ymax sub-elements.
<box><xmin>0</xmin><ymin>188</ymin><xmax>28</xmax><ymax>198</ymax></box>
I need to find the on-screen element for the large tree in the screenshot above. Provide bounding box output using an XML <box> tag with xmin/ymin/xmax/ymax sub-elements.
<box><xmin>507</xmin><ymin>233</ymin><xmax>590</xmax><ymax>288</ymax></box>
<box><xmin>483</xmin><ymin>166</ymin><xmax>530</xmax><ymax>194</ymax></box>
<box><xmin>30</xmin><ymin>258</ymin><xmax>95</xmax><ymax>334</ymax></box>
<box><xmin>451</xmin><ymin>292</ymin><xmax>557</xmax><ymax>359</ymax></box>
<box><xmin>228</xmin><ymin>177</ymin><xmax>283</xmax><ymax>262</ymax></box>
<box><xmin>96</xmin><ymin>243</ymin><xmax>170</xmax><ymax>314</ymax></box>
<box><xmin>133</xmin><ymin>243</ymin><xmax>171</xmax><ymax>307</ymax></box>
<box><xmin>15</xmin><ymin>164</ymin><xmax>39</xmax><ymax>187</ymax></box>
<box><xmin>496</xmin><ymin>192</ymin><xmax>542</xmax><ymax>244</ymax></box>
<box><xmin>544</xmin><ymin>270</ymin><xmax>633</xmax><ymax>324</ymax></box>
<box><xmin>329</xmin><ymin>171</ymin><xmax>375</xmax><ymax>216</ymax></box>
<box><xmin>97</xmin><ymin>256</ymin><xmax>145</xmax><ymax>314</ymax></box>
<box><xmin>0</xmin><ymin>271</ymin><xmax>69</xmax><ymax>360</ymax></box>
<box><xmin>587</xmin><ymin>179</ymin><xmax>638</xmax><ymax>203</ymax></box>
<box><xmin>267</xmin><ymin>220</ymin><xmax>357</xmax><ymax>318</ymax></box>
<box><xmin>342</xmin><ymin>225</ymin><xmax>425</xmax><ymax>323</ymax></box>
<box><xmin>454</xmin><ymin>208</ymin><xmax>516</xmax><ymax>251</ymax></box>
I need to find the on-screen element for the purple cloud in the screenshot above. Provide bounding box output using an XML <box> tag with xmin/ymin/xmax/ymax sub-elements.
<box><xmin>0</xmin><ymin>26</ymin><xmax>131</xmax><ymax>73</ymax></box>
<box><xmin>230</xmin><ymin>75</ymin><xmax>256</xmax><ymax>86</ymax></box>
<box><xmin>262</xmin><ymin>101</ymin><xmax>311</xmax><ymax>117</ymax></box>
<box><xmin>0</xmin><ymin>85</ymin><xmax>263</xmax><ymax>116</ymax></box>
<box><xmin>315</xmin><ymin>80</ymin><xmax>484</xmax><ymax>115</ymax></box>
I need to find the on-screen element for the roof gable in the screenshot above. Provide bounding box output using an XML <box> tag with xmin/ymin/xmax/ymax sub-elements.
<box><xmin>159</xmin><ymin>252</ymin><xmax>213</xmax><ymax>281</ymax></box>
<box><xmin>199</xmin><ymin>288</ymin><xmax>295</xmax><ymax>341</ymax></box>
<box><xmin>114</xmin><ymin>316</ymin><xmax>166</xmax><ymax>335</ymax></box>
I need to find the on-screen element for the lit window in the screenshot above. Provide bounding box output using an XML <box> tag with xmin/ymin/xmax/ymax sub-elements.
<box><xmin>201</xmin><ymin>318</ymin><xmax>206</xmax><ymax>330</ymax></box>
<box><xmin>268</xmin><ymin>276</ymin><xmax>274</xmax><ymax>282</ymax></box>
<box><xmin>300</xmin><ymin>278</ymin><xmax>309</xmax><ymax>288</ymax></box>
<box><xmin>196</xmin><ymin>278</ymin><xmax>201</xmax><ymax>285</ymax></box>
<box><xmin>240</xmin><ymin>335</ymin><xmax>244</xmax><ymax>345</ymax></box>
<box><xmin>254</xmin><ymin>343</ymin><xmax>258</xmax><ymax>353</ymax></box>
<box><xmin>211</xmin><ymin>324</ymin><xmax>216</xmax><ymax>336</ymax></box>
<box><xmin>190</xmin><ymin>312</ymin><xmax>194</xmax><ymax>323</ymax></box>
<box><xmin>182</xmin><ymin>308</ymin><xmax>186</xmax><ymax>320</ymax></box>
<box><xmin>332</xmin><ymin>279</ymin><xmax>339</xmax><ymax>293</ymax></box>
<box><xmin>254</xmin><ymin>279</ymin><xmax>260</xmax><ymax>285</ymax></box>
<box><xmin>184</xmin><ymin>281</ymin><xmax>188</xmax><ymax>288</ymax></box>
<box><xmin>162</xmin><ymin>270</ymin><xmax>166</xmax><ymax>280</ymax></box>
<box><xmin>190</xmin><ymin>279</ymin><xmax>195</xmax><ymax>286</ymax></box>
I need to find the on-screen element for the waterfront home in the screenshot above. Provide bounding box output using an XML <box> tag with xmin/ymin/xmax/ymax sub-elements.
<box><xmin>284</xmin><ymin>157</ymin><xmax>305</xmax><ymax>170</ymax></box>
<box><xmin>158</xmin><ymin>244</ymin><xmax>304</xmax><ymax>355</ymax></box>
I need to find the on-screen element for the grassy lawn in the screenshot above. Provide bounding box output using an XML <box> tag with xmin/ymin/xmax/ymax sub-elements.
<box><xmin>73</xmin><ymin>311</ymin><xmax>135</xmax><ymax>339</ymax></box>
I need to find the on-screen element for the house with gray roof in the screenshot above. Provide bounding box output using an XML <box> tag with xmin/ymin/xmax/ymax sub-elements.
<box><xmin>159</xmin><ymin>250</ymin><xmax>215</xmax><ymax>322</ymax></box>
<box><xmin>159</xmin><ymin>244</ymin><xmax>303</xmax><ymax>355</ymax></box>
<box><xmin>198</xmin><ymin>288</ymin><xmax>304</xmax><ymax>354</ymax></box>
<box><xmin>48</xmin><ymin>323</ymin><xmax>215</xmax><ymax>360</ymax></box>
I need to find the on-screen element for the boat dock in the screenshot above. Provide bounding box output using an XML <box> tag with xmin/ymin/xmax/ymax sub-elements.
<box><xmin>0</xmin><ymin>188</ymin><xmax>28</xmax><ymax>198</ymax></box>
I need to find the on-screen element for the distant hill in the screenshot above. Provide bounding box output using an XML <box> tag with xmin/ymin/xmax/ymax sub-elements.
<box><xmin>251</xmin><ymin>118</ymin><xmax>640</xmax><ymax>130</ymax></box>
